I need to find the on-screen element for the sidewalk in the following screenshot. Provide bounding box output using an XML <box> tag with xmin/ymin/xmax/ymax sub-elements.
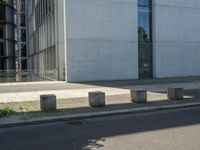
<box><xmin>0</xmin><ymin>78</ymin><xmax>200</xmax><ymax>128</ymax></box>
<box><xmin>0</xmin><ymin>78</ymin><xmax>200</xmax><ymax>103</ymax></box>
<box><xmin>1</xmin><ymin>99</ymin><xmax>200</xmax><ymax>128</ymax></box>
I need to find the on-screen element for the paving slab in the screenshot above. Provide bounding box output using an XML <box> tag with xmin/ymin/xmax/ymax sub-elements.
<box><xmin>0</xmin><ymin>81</ymin><xmax>200</xmax><ymax>103</ymax></box>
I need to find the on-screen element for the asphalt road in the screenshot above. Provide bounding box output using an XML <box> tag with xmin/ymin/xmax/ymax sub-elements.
<box><xmin>1</xmin><ymin>107</ymin><xmax>200</xmax><ymax>150</ymax></box>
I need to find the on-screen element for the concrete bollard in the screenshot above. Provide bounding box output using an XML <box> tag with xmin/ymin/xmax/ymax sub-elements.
<box><xmin>167</xmin><ymin>88</ymin><xmax>184</xmax><ymax>100</ymax></box>
<box><xmin>131</xmin><ymin>90</ymin><xmax>147</xmax><ymax>103</ymax></box>
<box><xmin>89</xmin><ymin>91</ymin><xmax>106</xmax><ymax>107</ymax></box>
<box><xmin>40</xmin><ymin>94</ymin><xmax>57</xmax><ymax>111</ymax></box>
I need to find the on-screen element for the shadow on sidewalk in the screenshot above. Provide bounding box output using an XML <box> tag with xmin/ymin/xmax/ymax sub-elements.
<box><xmin>14</xmin><ymin>98</ymin><xmax>200</xmax><ymax>121</ymax></box>
<box><xmin>80</xmin><ymin>77</ymin><xmax>200</xmax><ymax>88</ymax></box>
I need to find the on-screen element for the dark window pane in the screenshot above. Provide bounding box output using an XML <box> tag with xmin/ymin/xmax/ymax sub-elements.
<box><xmin>0</xmin><ymin>61</ymin><xmax>5</xmax><ymax>71</ymax></box>
<box><xmin>0</xmin><ymin>42</ymin><xmax>4</xmax><ymax>56</ymax></box>
<box><xmin>0</xmin><ymin>25</ymin><xmax>3</xmax><ymax>38</ymax></box>
<box><xmin>0</xmin><ymin>4</ymin><xmax>5</xmax><ymax>20</ymax></box>
<box><xmin>21</xmin><ymin>60</ymin><xmax>27</xmax><ymax>70</ymax></box>
<box><xmin>138</xmin><ymin>43</ymin><xmax>152</xmax><ymax>77</ymax></box>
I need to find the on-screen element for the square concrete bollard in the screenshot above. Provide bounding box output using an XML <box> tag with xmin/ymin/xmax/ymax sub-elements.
<box><xmin>167</xmin><ymin>88</ymin><xmax>184</xmax><ymax>100</ymax></box>
<box><xmin>89</xmin><ymin>92</ymin><xmax>106</xmax><ymax>107</ymax></box>
<box><xmin>40</xmin><ymin>94</ymin><xmax>57</xmax><ymax>111</ymax></box>
<box><xmin>131</xmin><ymin>90</ymin><xmax>147</xmax><ymax>103</ymax></box>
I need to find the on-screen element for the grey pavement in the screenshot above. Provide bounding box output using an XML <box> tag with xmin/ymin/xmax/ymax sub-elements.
<box><xmin>0</xmin><ymin>78</ymin><xmax>200</xmax><ymax>103</ymax></box>
<box><xmin>1</xmin><ymin>77</ymin><xmax>200</xmax><ymax>93</ymax></box>
<box><xmin>1</xmin><ymin>106</ymin><xmax>200</xmax><ymax>150</ymax></box>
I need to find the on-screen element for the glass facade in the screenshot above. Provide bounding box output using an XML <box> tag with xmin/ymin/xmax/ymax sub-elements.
<box><xmin>0</xmin><ymin>0</ymin><xmax>15</xmax><ymax>72</ymax></box>
<box><xmin>138</xmin><ymin>0</ymin><xmax>152</xmax><ymax>79</ymax></box>
<box><xmin>0</xmin><ymin>2</ymin><xmax>6</xmax><ymax>71</ymax></box>
<box><xmin>27</xmin><ymin>0</ymin><xmax>57</xmax><ymax>80</ymax></box>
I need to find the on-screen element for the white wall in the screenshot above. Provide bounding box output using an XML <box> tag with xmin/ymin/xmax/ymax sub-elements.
<box><xmin>153</xmin><ymin>0</ymin><xmax>200</xmax><ymax>78</ymax></box>
<box><xmin>66</xmin><ymin>0</ymin><xmax>138</xmax><ymax>82</ymax></box>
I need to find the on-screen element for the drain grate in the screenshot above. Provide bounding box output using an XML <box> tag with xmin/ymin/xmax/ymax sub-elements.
<box><xmin>67</xmin><ymin>120</ymin><xmax>82</xmax><ymax>125</ymax></box>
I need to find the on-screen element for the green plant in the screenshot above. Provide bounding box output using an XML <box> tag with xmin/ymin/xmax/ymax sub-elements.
<box><xmin>19</xmin><ymin>105</ymin><xmax>29</xmax><ymax>112</ymax></box>
<box><xmin>0</xmin><ymin>107</ymin><xmax>14</xmax><ymax>118</ymax></box>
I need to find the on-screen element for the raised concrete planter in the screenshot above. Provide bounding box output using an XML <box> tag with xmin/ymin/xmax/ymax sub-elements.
<box><xmin>131</xmin><ymin>90</ymin><xmax>147</xmax><ymax>103</ymax></box>
<box><xmin>89</xmin><ymin>92</ymin><xmax>106</xmax><ymax>107</ymax></box>
<box><xmin>167</xmin><ymin>88</ymin><xmax>184</xmax><ymax>100</ymax></box>
<box><xmin>40</xmin><ymin>94</ymin><xmax>57</xmax><ymax>111</ymax></box>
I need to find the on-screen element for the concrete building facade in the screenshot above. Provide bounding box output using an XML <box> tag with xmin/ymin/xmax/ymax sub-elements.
<box><xmin>26</xmin><ymin>0</ymin><xmax>200</xmax><ymax>82</ymax></box>
<box><xmin>0</xmin><ymin>0</ymin><xmax>15</xmax><ymax>71</ymax></box>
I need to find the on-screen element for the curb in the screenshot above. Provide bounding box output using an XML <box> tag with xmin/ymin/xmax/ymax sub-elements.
<box><xmin>1</xmin><ymin>102</ymin><xmax>200</xmax><ymax>128</ymax></box>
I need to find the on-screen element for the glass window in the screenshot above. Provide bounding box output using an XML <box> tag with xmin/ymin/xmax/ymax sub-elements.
<box><xmin>138</xmin><ymin>9</ymin><xmax>151</xmax><ymax>42</ymax></box>
<box><xmin>0</xmin><ymin>61</ymin><xmax>5</xmax><ymax>71</ymax></box>
<box><xmin>0</xmin><ymin>42</ymin><xmax>4</xmax><ymax>56</ymax></box>
<box><xmin>0</xmin><ymin>25</ymin><xmax>3</xmax><ymax>38</ymax></box>
<box><xmin>0</xmin><ymin>4</ymin><xmax>6</xmax><ymax>20</ymax></box>
<box><xmin>138</xmin><ymin>0</ymin><xmax>153</xmax><ymax>79</ymax></box>
<box><xmin>138</xmin><ymin>0</ymin><xmax>151</xmax><ymax>7</ymax></box>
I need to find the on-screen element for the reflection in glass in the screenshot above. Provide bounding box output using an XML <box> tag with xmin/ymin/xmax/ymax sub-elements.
<box><xmin>138</xmin><ymin>0</ymin><xmax>152</xmax><ymax>79</ymax></box>
<box><xmin>138</xmin><ymin>0</ymin><xmax>151</xmax><ymax>7</ymax></box>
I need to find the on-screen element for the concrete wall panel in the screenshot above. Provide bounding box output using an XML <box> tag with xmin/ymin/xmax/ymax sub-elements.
<box><xmin>154</xmin><ymin>0</ymin><xmax>200</xmax><ymax>78</ymax></box>
<box><xmin>66</xmin><ymin>0</ymin><xmax>138</xmax><ymax>82</ymax></box>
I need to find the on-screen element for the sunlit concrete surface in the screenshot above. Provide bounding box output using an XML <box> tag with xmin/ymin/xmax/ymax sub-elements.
<box><xmin>0</xmin><ymin>81</ymin><xmax>199</xmax><ymax>103</ymax></box>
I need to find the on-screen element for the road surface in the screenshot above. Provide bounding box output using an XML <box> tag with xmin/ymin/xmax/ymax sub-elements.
<box><xmin>1</xmin><ymin>107</ymin><xmax>200</xmax><ymax>150</ymax></box>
